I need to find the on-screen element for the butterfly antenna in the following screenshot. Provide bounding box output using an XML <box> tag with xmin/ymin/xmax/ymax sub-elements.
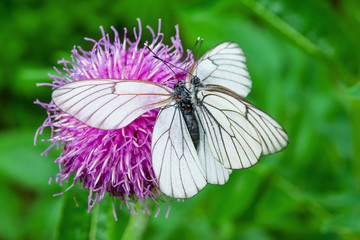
<box><xmin>145</xmin><ymin>43</ymin><xmax>189</xmax><ymax>85</ymax></box>
<box><xmin>195</xmin><ymin>38</ymin><xmax>203</xmax><ymax>77</ymax></box>
<box><xmin>183</xmin><ymin>37</ymin><xmax>201</xmax><ymax>77</ymax></box>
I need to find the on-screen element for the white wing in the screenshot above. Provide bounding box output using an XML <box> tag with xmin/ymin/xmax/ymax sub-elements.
<box><xmin>187</xmin><ymin>42</ymin><xmax>252</xmax><ymax>98</ymax></box>
<box><xmin>198</xmin><ymin>124</ymin><xmax>232</xmax><ymax>185</ymax></box>
<box><xmin>151</xmin><ymin>103</ymin><xmax>207</xmax><ymax>198</ymax></box>
<box><xmin>52</xmin><ymin>79</ymin><xmax>172</xmax><ymax>130</ymax></box>
<box><xmin>195</xmin><ymin>86</ymin><xmax>288</xmax><ymax>169</ymax></box>
<box><xmin>195</xmin><ymin>87</ymin><xmax>262</xmax><ymax>169</ymax></box>
<box><xmin>243</xmin><ymin>101</ymin><xmax>289</xmax><ymax>155</ymax></box>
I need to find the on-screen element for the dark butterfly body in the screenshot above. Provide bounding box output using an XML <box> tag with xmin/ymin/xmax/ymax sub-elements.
<box><xmin>173</xmin><ymin>80</ymin><xmax>200</xmax><ymax>149</ymax></box>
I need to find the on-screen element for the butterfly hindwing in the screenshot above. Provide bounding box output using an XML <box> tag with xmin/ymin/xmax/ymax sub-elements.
<box><xmin>195</xmin><ymin>85</ymin><xmax>288</xmax><ymax>168</ymax></box>
<box><xmin>197</xmin><ymin>123</ymin><xmax>232</xmax><ymax>185</ymax></box>
<box><xmin>195</xmin><ymin>87</ymin><xmax>262</xmax><ymax>169</ymax></box>
<box><xmin>241</xmin><ymin>100</ymin><xmax>289</xmax><ymax>155</ymax></box>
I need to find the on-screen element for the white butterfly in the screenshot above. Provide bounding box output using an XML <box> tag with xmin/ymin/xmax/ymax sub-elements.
<box><xmin>52</xmin><ymin>42</ymin><xmax>288</xmax><ymax>199</ymax></box>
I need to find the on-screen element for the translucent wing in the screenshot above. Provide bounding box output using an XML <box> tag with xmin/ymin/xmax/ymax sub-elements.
<box><xmin>242</xmin><ymin>100</ymin><xmax>289</xmax><ymax>155</ymax></box>
<box><xmin>198</xmin><ymin>124</ymin><xmax>232</xmax><ymax>185</ymax></box>
<box><xmin>52</xmin><ymin>79</ymin><xmax>172</xmax><ymax>130</ymax></box>
<box><xmin>151</xmin><ymin>102</ymin><xmax>207</xmax><ymax>198</ymax></box>
<box><xmin>187</xmin><ymin>42</ymin><xmax>252</xmax><ymax>98</ymax></box>
<box><xmin>195</xmin><ymin>87</ymin><xmax>262</xmax><ymax>169</ymax></box>
<box><xmin>195</xmin><ymin>85</ymin><xmax>288</xmax><ymax>169</ymax></box>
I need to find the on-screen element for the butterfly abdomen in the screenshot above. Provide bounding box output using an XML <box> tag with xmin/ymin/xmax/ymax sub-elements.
<box><xmin>173</xmin><ymin>80</ymin><xmax>200</xmax><ymax>149</ymax></box>
<box><xmin>182</xmin><ymin>109</ymin><xmax>200</xmax><ymax>149</ymax></box>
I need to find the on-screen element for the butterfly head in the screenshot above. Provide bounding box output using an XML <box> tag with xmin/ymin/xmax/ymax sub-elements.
<box><xmin>173</xmin><ymin>81</ymin><xmax>192</xmax><ymax>109</ymax></box>
<box><xmin>191</xmin><ymin>75</ymin><xmax>203</xmax><ymax>88</ymax></box>
<box><xmin>173</xmin><ymin>81</ymin><xmax>185</xmax><ymax>94</ymax></box>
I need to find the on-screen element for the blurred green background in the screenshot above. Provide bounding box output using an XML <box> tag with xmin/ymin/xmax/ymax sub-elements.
<box><xmin>1</xmin><ymin>0</ymin><xmax>360</xmax><ymax>239</ymax></box>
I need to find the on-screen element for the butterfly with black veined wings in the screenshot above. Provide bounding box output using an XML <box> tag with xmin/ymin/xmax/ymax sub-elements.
<box><xmin>52</xmin><ymin>41</ymin><xmax>289</xmax><ymax>199</ymax></box>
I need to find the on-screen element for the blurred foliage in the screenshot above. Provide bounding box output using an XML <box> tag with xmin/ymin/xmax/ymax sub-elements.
<box><xmin>0</xmin><ymin>0</ymin><xmax>359</xmax><ymax>239</ymax></box>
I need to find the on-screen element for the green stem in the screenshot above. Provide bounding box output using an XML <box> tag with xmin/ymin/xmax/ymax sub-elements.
<box><xmin>351</xmin><ymin>100</ymin><xmax>360</xmax><ymax>191</ymax></box>
<box><xmin>121</xmin><ymin>211</ymin><xmax>150</xmax><ymax>240</ymax></box>
<box><xmin>89</xmin><ymin>204</ymin><xmax>99</xmax><ymax>240</ymax></box>
<box><xmin>53</xmin><ymin>193</ymin><xmax>68</xmax><ymax>240</ymax></box>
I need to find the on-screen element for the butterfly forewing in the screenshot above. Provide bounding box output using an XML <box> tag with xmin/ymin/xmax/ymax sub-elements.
<box><xmin>52</xmin><ymin>79</ymin><xmax>173</xmax><ymax>130</ymax></box>
<box><xmin>151</xmin><ymin>103</ymin><xmax>207</xmax><ymax>198</ymax></box>
<box><xmin>187</xmin><ymin>42</ymin><xmax>252</xmax><ymax>98</ymax></box>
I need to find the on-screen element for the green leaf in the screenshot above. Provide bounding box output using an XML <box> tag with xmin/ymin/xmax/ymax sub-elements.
<box><xmin>238</xmin><ymin>0</ymin><xmax>359</xmax><ymax>83</ymax></box>
<box><xmin>0</xmin><ymin>179</ymin><xmax>24</xmax><ymax>239</ymax></box>
<box><xmin>54</xmin><ymin>186</ymin><xmax>133</xmax><ymax>240</ymax></box>
<box><xmin>180</xmin><ymin>0</ymin><xmax>359</xmax><ymax>84</ymax></box>
<box><xmin>0</xmin><ymin>130</ymin><xmax>59</xmax><ymax>190</ymax></box>
<box><xmin>240</xmin><ymin>0</ymin><xmax>326</xmax><ymax>57</ymax></box>
<box><xmin>348</xmin><ymin>84</ymin><xmax>360</xmax><ymax>97</ymax></box>
<box><xmin>24</xmin><ymin>195</ymin><xmax>63</xmax><ymax>240</ymax></box>
<box><xmin>14</xmin><ymin>67</ymin><xmax>58</xmax><ymax>100</ymax></box>
<box><xmin>55</xmin><ymin>189</ymin><xmax>92</xmax><ymax>240</ymax></box>
<box><xmin>322</xmin><ymin>210</ymin><xmax>360</xmax><ymax>234</ymax></box>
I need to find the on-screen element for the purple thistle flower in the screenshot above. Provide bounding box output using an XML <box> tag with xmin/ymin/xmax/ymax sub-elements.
<box><xmin>35</xmin><ymin>19</ymin><xmax>193</xmax><ymax>219</ymax></box>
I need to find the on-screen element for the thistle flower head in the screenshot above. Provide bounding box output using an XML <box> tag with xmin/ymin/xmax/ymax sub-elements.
<box><xmin>35</xmin><ymin>19</ymin><xmax>193</xmax><ymax>218</ymax></box>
